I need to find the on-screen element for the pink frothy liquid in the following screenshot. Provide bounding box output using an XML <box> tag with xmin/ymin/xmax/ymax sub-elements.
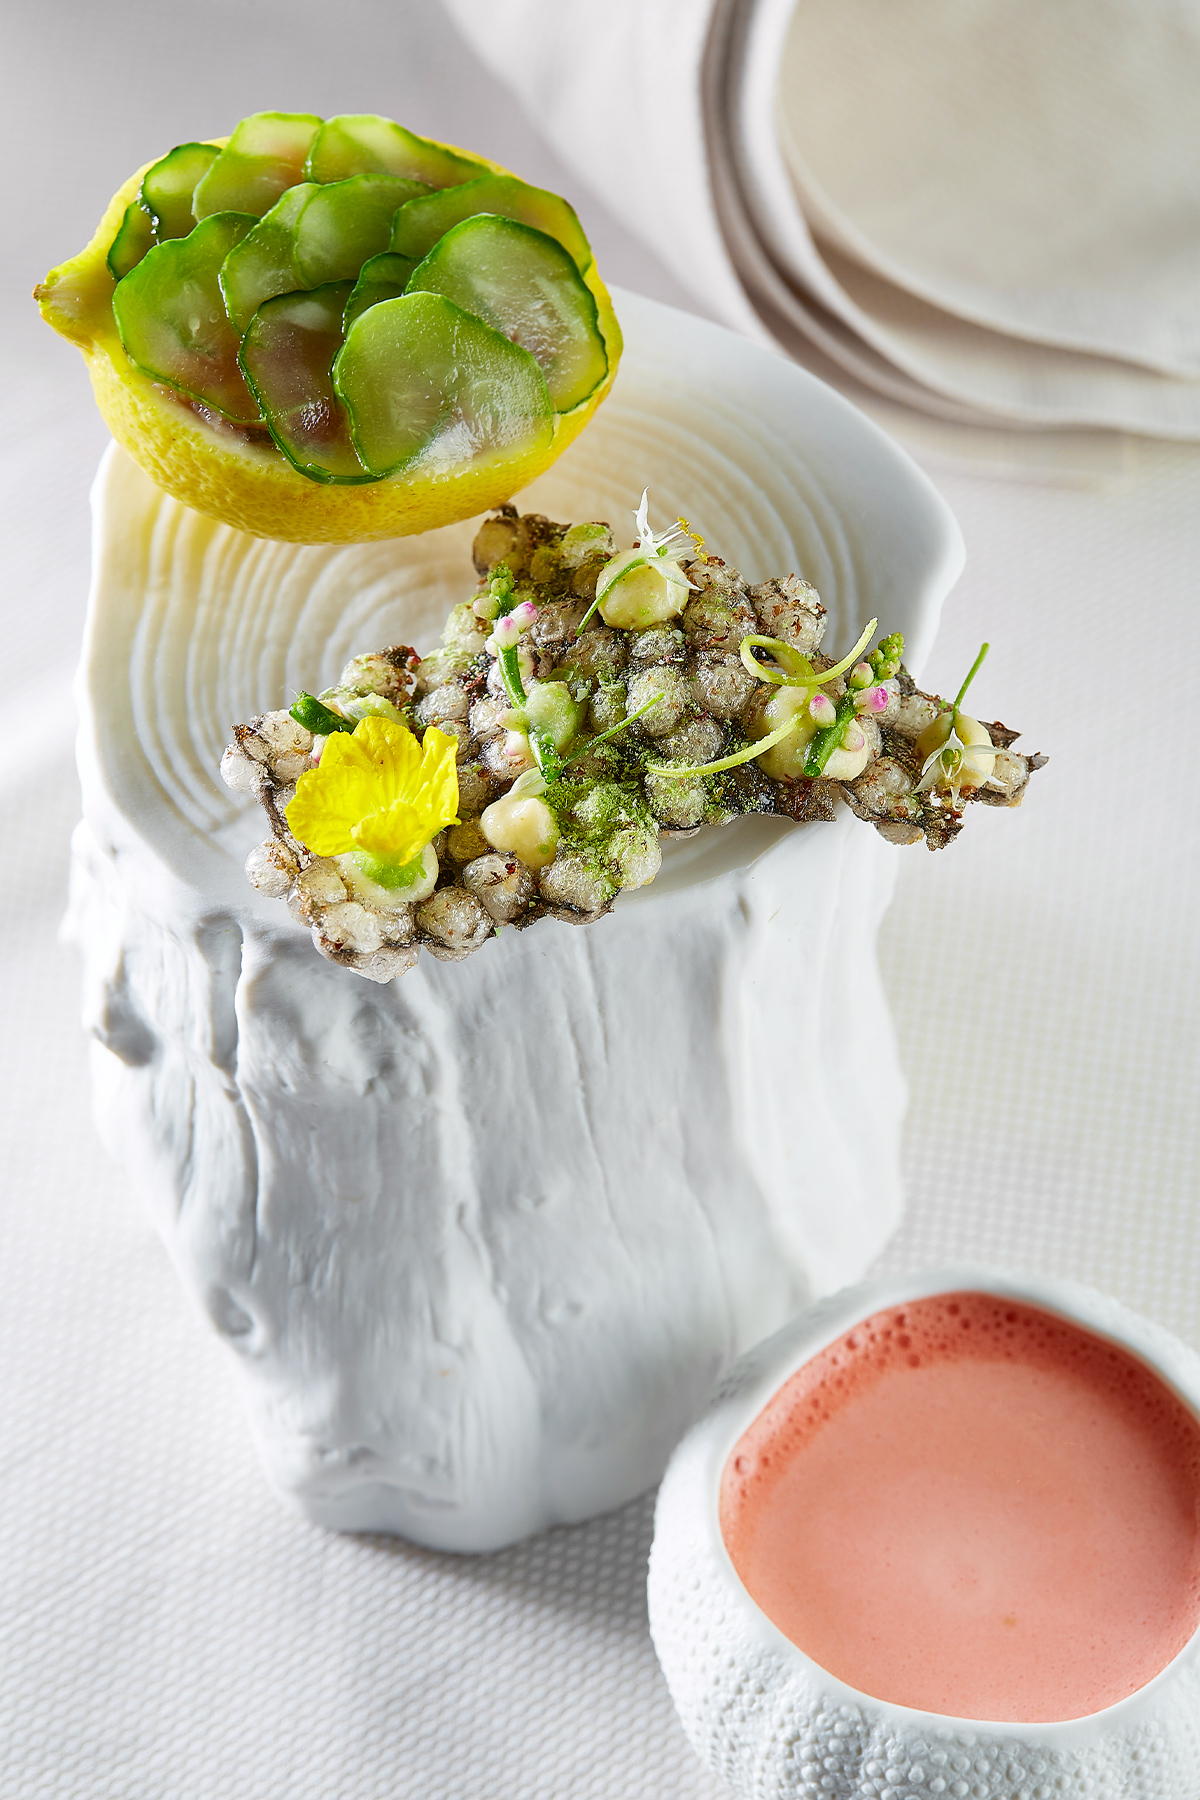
<box><xmin>720</xmin><ymin>1292</ymin><xmax>1200</xmax><ymax>1722</ymax></box>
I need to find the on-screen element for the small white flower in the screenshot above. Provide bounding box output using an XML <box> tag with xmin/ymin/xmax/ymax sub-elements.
<box><xmin>631</xmin><ymin>488</ymin><xmax>697</xmax><ymax>566</ymax></box>
<box><xmin>588</xmin><ymin>490</ymin><xmax>699</xmax><ymax>631</ymax></box>
<box><xmin>917</xmin><ymin>721</ymin><xmax>999</xmax><ymax>799</ymax></box>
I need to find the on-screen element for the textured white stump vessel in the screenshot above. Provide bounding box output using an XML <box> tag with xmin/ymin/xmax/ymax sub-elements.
<box><xmin>649</xmin><ymin>1268</ymin><xmax>1200</xmax><ymax>1799</ymax></box>
<box><xmin>68</xmin><ymin>292</ymin><xmax>961</xmax><ymax>1550</ymax></box>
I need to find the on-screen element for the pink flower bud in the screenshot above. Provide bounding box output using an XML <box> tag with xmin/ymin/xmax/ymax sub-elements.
<box><xmin>849</xmin><ymin>661</ymin><xmax>874</xmax><ymax>689</ymax></box>
<box><xmin>511</xmin><ymin>600</ymin><xmax>539</xmax><ymax>631</ymax></box>
<box><xmin>808</xmin><ymin>692</ymin><xmax>837</xmax><ymax>726</ymax></box>
<box><xmin>492</xmin><ymin>614</ymin><xmax>521</xmax><ymax>650</ymax></box>
<box><xmin>856</xmin><ymin>684</ymin><xmax>889</xmax><ymax>714</ymax></box>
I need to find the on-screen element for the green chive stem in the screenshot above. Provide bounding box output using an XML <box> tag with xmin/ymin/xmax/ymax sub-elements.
<box><xmin>646</xmin><ymin>710</ymin><xmax>803</xmax><ymax>779</ymax></box>
<box><xmin>573</xmin><ymin>587</ymin><xmax>608</xmax><ymax>636</ymax></box>
<box><xmin>498</xmin><ymin>644</ymin><xmax>527</xmax><ymax>708</ymax></box>
<box><xmin>562</xmin><ymin>694</ymin><xmax>661</xmax><ymax>765</ymax></box>
<box><xmin>738</xmin><ymin>634</ymin><xmax>814</xmax><ymax>686</ymax></box>
<box><xmin>813</xmin><ymin>618</ymin><xmax>879</xmax><ymax>687</ymax></box>
<box><xmin>954</xmin><ymin>641</ymin><xmax>990</xmax><ymax>713</ymax></box>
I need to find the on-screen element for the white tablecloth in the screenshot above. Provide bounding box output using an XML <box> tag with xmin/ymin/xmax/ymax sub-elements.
<box><xmin>3</xmin><ymin>5</ymin><xmax>1198</xmax><ymax>1795</ymax></box>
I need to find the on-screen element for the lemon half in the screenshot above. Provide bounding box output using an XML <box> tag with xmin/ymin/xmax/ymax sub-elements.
<box><xmin>36</xmin><ymin>134</ymin><xmax>622</xmax><ymax>544</ymax></box>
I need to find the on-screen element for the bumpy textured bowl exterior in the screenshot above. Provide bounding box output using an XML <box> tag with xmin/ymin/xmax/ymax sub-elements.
<box><xmin>38</xmin><ymin>138</ymin><xmax>621</xmax><ymax>543</ymax></box>
<box><xmin>648</xmin><ymin>1267</ymin><xmax>1200</xmax><ymax>1800</ymax></box>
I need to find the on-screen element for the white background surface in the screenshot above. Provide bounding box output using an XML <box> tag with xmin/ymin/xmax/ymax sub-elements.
<box><xmin>3</xmin><ymin>4</ymin><xmax>1199</xmax><ymax>1796</ymax></box>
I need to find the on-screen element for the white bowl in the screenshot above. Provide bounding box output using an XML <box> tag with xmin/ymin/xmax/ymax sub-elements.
<box><xmin>68</xmin><ymin>291</ymin><xmax>964</xmax><ymax>1550</ymax></box>
<box><xmin>649</xmin><ymin>1265</ymin><xmax>1200</xmax><ymax>1798</ymax></box>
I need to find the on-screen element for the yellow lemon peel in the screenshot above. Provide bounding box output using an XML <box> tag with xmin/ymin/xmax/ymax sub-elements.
<box><xmin>286</xmin><ymin>717</ymin><xmax>459</xmax><ymax>863</ymax></box>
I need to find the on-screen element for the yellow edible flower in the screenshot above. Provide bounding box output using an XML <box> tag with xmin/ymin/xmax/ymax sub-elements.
<box><xmin>286</xmin><ymin>716</ymin><xmax>459</xmax><ymax>865</ymax></box>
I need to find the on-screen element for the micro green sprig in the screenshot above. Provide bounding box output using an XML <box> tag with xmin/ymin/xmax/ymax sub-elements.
<box><xmin>480</xmin><ymin>564</ymin><xmax>531</xmax><ymax>700</ymax></box>
<box><xmin>917</xmin><ymin>642</ymin><xmax>998</xmax><ymax>798</ymax></box>
<box><xmin>650</xmin><ymin>617</ymin><xmax>897</xmax><ymax>781</ymax></box>
<box><xmin>478</xmin><ymin>562</ymin><xmax>563</xmax><ymax>778</ymax></box>
<box><xmin>870</xmin><ymin>632</ymin><xmax>905</xmax><ymax>684</ymax></box>
<box><xmin>799</xmin><ymin>629</ymin><xmax>905</xmax><ymax>777</ymax></box>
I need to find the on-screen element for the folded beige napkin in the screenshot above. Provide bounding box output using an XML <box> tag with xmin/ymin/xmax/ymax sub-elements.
<box><xmin>446</xmin><ymin>0</ymin><xmax>1200</xmax><ymax>438</ymax></box>
<box><xmin>779</xmin><ymin>0</ymin><xmax>1200</xmax><ymax>378</ymax></box>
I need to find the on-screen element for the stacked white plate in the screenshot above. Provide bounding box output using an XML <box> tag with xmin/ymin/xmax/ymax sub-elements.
<box><xmin>448</xmin><ymin>0</ymin><xmax>1200</xmax><ymax>438</ymax></box>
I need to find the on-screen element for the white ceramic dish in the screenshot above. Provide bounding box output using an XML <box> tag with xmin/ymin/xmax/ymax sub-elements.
<box><xmin>67</xmin><ymin>289</ymin><xmax>964</xmax><ymax>1550</ymax></box>
<box><xmin>649</xmin><ymin>1265</ymin><xmax>1200</xmax><ymax>1799</ymax></box>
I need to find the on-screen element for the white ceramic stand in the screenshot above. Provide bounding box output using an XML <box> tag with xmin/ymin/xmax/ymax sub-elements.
<box><xmin>67</xmin><ymin>292</ymin><xmax>961</xmax><ymax>1550</ymax></box>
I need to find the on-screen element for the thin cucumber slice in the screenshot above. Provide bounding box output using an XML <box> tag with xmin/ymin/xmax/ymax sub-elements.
<box><xmin>107</xmin><ymin>198</ymin><xmax>156</xmax><ymax>281</ymax></box>
<box><xmin>333</xmin><ymin>291</ymin><xmax>553</xmax><ymax>478</ymax></box>
<box><xmin>292</xmin><ymin>174</ymin><xmax>428</xmax><ymax>286</ymax></box>
<box><xmin>392</xmin><ymin>174</ymin><xmax>592</xmax><ymax>273</ymax></box>
<box><xmin>141</xmin><ymin>142</ymin><xmax>219</xmax><ymax>240</ymax></box>
<box><xmin>112</xmin><ymin>212</ymin><xmax>261</xmax><ymax>423</ymax></box>
<box><xmin>193</xmin><ymin>111</ymin><xmax>322</xmax><ymax>221</ymax></box>
<box><xmin>304</xmin><ymin>113</ymin><xmax>487</xmax><ymax>189</ymax></box>
<box><xmin>219</xmin><ymin>183</ymin><xmax>315</xmax><ymax>334</ymax></box>
<box><xmin>240</xmin><ymin>283</ymin><xmax>370</xmax><ymax>483</ymax></box>
<box><xmin>405</xmin><ymin>216</ymin><xmax>608</xmax><ymax>413</ymax></box>
<box><xmin>343</xmin><ymin>252</ymin><xmax>416</xmax><ymax>334</ymax></box>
